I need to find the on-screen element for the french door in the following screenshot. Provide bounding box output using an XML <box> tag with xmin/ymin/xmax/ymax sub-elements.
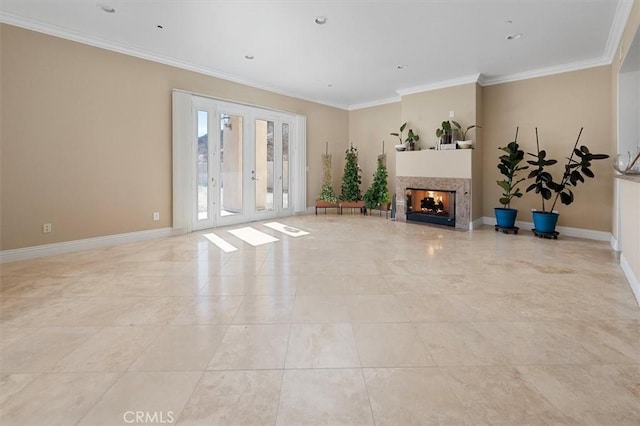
<box><xmin>191</xmin><ymin>97</ymin><xmax>295</xmax><ymax>230</ymax></box>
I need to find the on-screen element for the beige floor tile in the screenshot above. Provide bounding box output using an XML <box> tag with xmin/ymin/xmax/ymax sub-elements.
<box><xmin>363</xmin><ymin>367</ymin><xmax>472</xmax><ymax>425</ymax></box>
<box><xmin>53</xmin><ymin>326</ymin><xmax>160</xmax><ymax>372</ymax></box>
<box><xmin>291</xmin><ymin>295</ymin><xmax>350</xmax><ymax>323</ymax></box>
<box><xmin>0</xmin><ymin>373</ymin><xmax>38</xmax><ymax>405</ymax></box>
<box><xmin>77</xmin><ymin>371</ymin><xmax>202</xmax><ymax>426</ymax></box>
<box><xmin>1</xmin><ymin>372</ymin><xmax>119</xmax><ymax>425</ymax></box>
<box><xmin>472</xmin><ymin>321</ymin><xmax>602</xmax><ymax>365</ymax></box>
<box><xmin>353</xmin><ymin>323</ymin><xmax>435</xmax><ymax>367</ymax></box>
<box><xmin>285</xmin><ymin>324</ymin><xmax>360</xmax><ymax>368</ymax></box>
<box><xmin>2</xmin><ymin>216</ymin><xmax>639</xmax><ymax>425</ymax></box>
<box><xmin>178</xmin><ymin>370</ymin><xmax>282</xmax><ymax>425</ymax></box>
<box><xmin>417</xmin><ymin>322</ymin><xmax>509</xmax><ymax>366</ymax></box>
<box><xmin>129</xmin><ymin>325</ymin><xmax>227</xmax><ymax>371</ymax></box>
<box><xmin>518</xmin><ymin>364</ymin><xmax>640</xmax><ymax>425</ymax></box>
<box><xmin>347</xmin><ymin>295</ymin><xmax>411</xmax><ymax>322</ymax></box>
<box><xmin>171</xmin><ymin>296</ymin><xmax>243</xmax><ymax>325</ymax></box>
<box><xmin>444</xmin><ymin>366</ymin><xmax>571</xmax><ymax>424</ymax></box>
<box><xmin>0</xmin><ymin>327</ymin><xmax>97</xmax><ymax>373</ymax></box>
<box><xmin>276</xmin><ymin>369</ymin><xmax>373</xmax><ymax>426</ymax></box>
<box><xmin>231</xmin><ymin>295</ymin><xmax>295</xmax><ymax>324</ymax></box>
<box><xmin>207</xmin><ymin>324</ymin><xmax>289</xmax><ymax>370</ymax></box>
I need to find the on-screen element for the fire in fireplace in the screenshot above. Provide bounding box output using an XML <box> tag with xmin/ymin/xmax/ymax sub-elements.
<box><xmin>405</xmin><ymin>188</ymin><xmax>456</xmax><ymax>227</ymax></box>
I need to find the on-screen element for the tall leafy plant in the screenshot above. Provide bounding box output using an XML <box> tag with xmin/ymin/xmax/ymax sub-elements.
<box><xmin>363</xmin><ymin>157</ymin><xmax>390</xmax><ymax>209</ymax></box>
<box><xmin>526</xmin><ymin>127</ymin><xmax>609</xmax><ymax>212</ymax></box>
<box><xmin>341</xmin><ymin>145</ymin><xmax>362</xmax><ymax>201</ymax></box>
<box><xmin>497</xmin><ymin>128</ymin><xmax>528</xmax><ymax>208</ymax></box>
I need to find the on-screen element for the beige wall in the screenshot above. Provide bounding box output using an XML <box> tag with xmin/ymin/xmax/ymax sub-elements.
<box><xmin>0</xmin><ymin>24</ymin><xmax>348</xmax><ymax>250</ymax></box>
<box><xmin>348</xmin><ymin>102</ymin><xmax>400</xmax><ymax>193</ymax></box>
<box><xmin>612</xmin><ymin>0</ymin><xmax>640</xmax><ymax>239</ymax></box>
<box><xmin>482</xmin><ymin>66</ymin><xmax>613</xmax><ymax>231</ymax></box>
<box><xmin>400</xmin><ymin>83</ymin><xmax>478</xmax><ymax>150</ymax></box>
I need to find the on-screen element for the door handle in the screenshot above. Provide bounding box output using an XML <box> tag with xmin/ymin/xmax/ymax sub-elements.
<box><xmin>251</xmin><ymin>176</ymin><xmax>259</xmax><ymax>181</ymax></box>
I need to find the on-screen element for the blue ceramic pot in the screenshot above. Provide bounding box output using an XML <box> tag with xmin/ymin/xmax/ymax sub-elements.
<box><xmin>531</xmin><ymin>210</ymin><xmax>559</xmax><ymax>233</ymax></box>
<box><xmin>494</xmin><ymin>208</ymin><xmax>518</xmax><ymax>229</ymax></box>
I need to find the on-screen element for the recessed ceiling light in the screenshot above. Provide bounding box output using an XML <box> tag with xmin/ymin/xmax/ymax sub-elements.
<box><xmin>245</xmin><ymin>55</ymin><xmax>254</xmax><ymax>60</ymax></box>
<box><xmin>314</xmin><ymin>16</ymin><xmax>327</xmax><ymax>25</ymax></box>
<box><xmin>506</xmin><ymin>33</ymin><xmax>523</xmax><ymax>40</ymax></box>
<box><xmin>396</xmin><ymin>64</ymin><xmax>407</xmax><ymax>70</ymax></box>
<box><xmin>97</xmin><ymin>4</ymin><xmax>115</xmax><ymax>13</ymax></box>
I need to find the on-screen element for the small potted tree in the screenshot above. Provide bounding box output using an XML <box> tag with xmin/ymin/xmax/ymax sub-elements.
<box><xmin>315</xmin><ymin>143</ymin><xmax>339</xmax><ymax>214</ymax></box>
<box><xmin>363</xmin><ymin>156</ymin><xmax>391</xmax><ymax>214</ymax></box>
<box><xmin>525</xmin><ymin>127</ymin><xmax>609</xmax><ymax>236</ymax></box>
<box><xmin>340</xmin><ymin>144</ymin><xmax>364</xmax><ymax>213</ymax></box>
<box><xmin>495</xmin><ymin>127</ymin><xmax>528</xmax><ymax>231</ymax></box>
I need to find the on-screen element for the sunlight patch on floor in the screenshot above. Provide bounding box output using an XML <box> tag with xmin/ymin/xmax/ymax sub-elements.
<box><xmin>263</xmin><ymin>222</ymin><xmax>309</xmax><ymax>237</ymax></box>
<box><xmin>228</xmin><ymin>227</ymin><xmax>279</xmax><ymax>246</ymax></box>
<box><xmin>203</xmin><ymin>233</ymin><xmax>238</xmax><ymax>252</ymax></box>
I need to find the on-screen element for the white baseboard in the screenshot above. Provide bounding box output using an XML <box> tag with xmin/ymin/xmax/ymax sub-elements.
<box><xmin>0</xmin><ymin>227</ymin><xmax>179</xmax><ymax>264</ymax></box>
<box><xmin>481</xmin><ymin>216</ymin><xmax>613</xmax><ymax>242</ymax></box>
<box><xmin>610</xmin><ymin>235</ymin><xmax>621</xmax><ymax>252</ymax></box>
<box><xmin>620</xmin><ymin>253</ymin><xmax>640</xmax><ymax>307</ymax></box>
<box><xmin>470</xmin><ymin>217</ymin><xmax>484</xmax><ymax>230</ymax></box>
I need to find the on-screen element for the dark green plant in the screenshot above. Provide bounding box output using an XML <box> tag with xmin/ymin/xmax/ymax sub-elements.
<box><xmin>391</xmin><ymin>123</ymin><xmax>420</xmax><ymax>147</ymax></box>
<box><xmin>497</xmin><ymin>127</ymin><xmax>528</xmax><ymax>208</ymax></box>
<box><xmin>452</xmin><ymin>120</ymin><xmax>482</xmax><ymax>140</ymax></box>
<box><xmin>435</xmin><ymin>121</ymin><xmax>453</xmax><ymax>139</ymax></box>
<box><xmin>526</xmin><ymin>127</ymin><xmax>609</xmax><ymax>212</ymax></box>
<box><xmin>363</xmin><ymin>158</ymin><xmax>390</xmax><ymax>209</ymax></box>
<box><xmin>340</xmin><ymin>145</ymin><xmax>362</xmax><ymax>201</ymax></box>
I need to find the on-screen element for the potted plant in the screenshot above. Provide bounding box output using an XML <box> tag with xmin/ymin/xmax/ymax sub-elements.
<box><xmin>340</xmin><ymin>144</ymin><xmax>364</xmax><ymax>212</ymax></box>
<box><xmin>525</xmin><ymin>127</ymin><xmax>609</xmax><ymax>235</ymax></box>
<box><xmin>391</xmin><ymin>123</ymin><xmax>420</xmax><ymax>151</ymax></box>
<box><xmin>452</xmin><ymin>120</ymin><xmax>481</xmax><ymax>149</ymax></box>
<box><xmin>435</xmin><ymin>121</ymin><xmax>454</xmax><ymax>145</ymax></box>
<box><xmin>315</xmin><ymin>143</ymin><xmax>339</xmax><ymax>214</ymax></box>
<box><xmin>495</xmin><ymin>127</ymin><xmax>528</xmax><ymax>229</ymax></box>
<box><xmin>363</xmin><ymin>157</ymin><xmax>391</xmax><ymax>211</ymax></box>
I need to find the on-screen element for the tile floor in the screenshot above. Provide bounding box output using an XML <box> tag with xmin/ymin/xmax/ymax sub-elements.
<box><xmin>1</xmin><ymin>215</ymin><xmax>639</xmax><ymax>425</ymax></box>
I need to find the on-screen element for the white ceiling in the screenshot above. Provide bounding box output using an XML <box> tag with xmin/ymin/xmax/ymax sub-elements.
<box><xmin>0</xmin><ymin>0</ymin><xmax>634</xmax><ymax>110</ymax></box>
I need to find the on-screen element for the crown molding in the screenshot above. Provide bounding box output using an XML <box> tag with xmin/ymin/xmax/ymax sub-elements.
<box><xmin>481</xmin><ymin>57</ymin><xmax>611</xmax><ymax>86</ymax></box>
<box><xmin>396</xmin><ymin>74</ymin><xmax>483</xmax><ymax>97</ymax></box>
<box><xmin>348</xmin><ymin>96</ymin><xmax>401</xmax><ymax>111</ymax></box>
<box><xmin>604</xmin><ymin>0</ymin><xmax>635</xmax><ymax>63</ymax></box>
<box><xmin>0</xmin><ymin>12</ymin><xmax>349</xmax><ymax>111</ymax></box>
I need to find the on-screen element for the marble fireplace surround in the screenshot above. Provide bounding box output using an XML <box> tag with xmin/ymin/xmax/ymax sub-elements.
<box><xmin>396</xmin><ymin>176</ymin><xmax>472</xmax><ymax>230</ymax></box>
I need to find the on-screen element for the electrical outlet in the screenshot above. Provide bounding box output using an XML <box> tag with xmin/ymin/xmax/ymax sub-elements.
<box><xmin>153</xmin><ymin>212</ymin><xmax>160</xmax><ymax>221</ymax></box>
<box><xmin>43</xmin><ymin>223</ymin><xmax>52</xmax><ymax>233</ymax></box>
<box><xmin>449</xmin><ymin>110</ymin><xmax>455</xmax><ymax>118</ymax></box>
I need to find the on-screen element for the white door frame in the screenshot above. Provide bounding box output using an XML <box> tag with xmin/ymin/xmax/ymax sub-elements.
<box><xmin>172</xmin><ymin>90</ymin><xmax>306</xmax><ymax>233</ymax></box>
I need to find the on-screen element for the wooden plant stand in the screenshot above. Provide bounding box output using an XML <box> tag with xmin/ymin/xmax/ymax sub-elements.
<box><xmin>339</xmin><ymin>201</ymin><xmax>366</xmax><ymax>215</ymax></box>
<box><xmin>315</xmin><ymin>201</ymin><xmax>339</xmax><ymax>215</ymax></box>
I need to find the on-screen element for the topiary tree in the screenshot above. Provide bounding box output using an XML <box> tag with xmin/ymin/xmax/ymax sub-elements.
<box><xmin>316</xmin><ymin>148</ymin><xmax>338</xmax><ymax>203</ymax></box>
<box><xmin>364</xmin><ymin>156</ymin><xmax>390</xmax><ymax>209</ymax></box>
<box><xmin>340</xmin><ymin>145</ymin><xmax>362</xmax><ymax>201</ymax></box>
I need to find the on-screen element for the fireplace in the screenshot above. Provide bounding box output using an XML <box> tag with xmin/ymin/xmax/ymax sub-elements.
<box><xmin>395</xmin><ymin>176</ymin><xmax>471</xmax><ymax>230</ymax></box>
<box><xmin>405</xmin><ymin>188</ymin><xmax>456</xmax><ymax>227</ymax></box>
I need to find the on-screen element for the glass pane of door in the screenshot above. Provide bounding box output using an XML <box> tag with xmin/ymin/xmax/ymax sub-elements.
<box><xmin>282</xmin><ymin>123</ymin><xmax>289</xmax><ymax>209</ymax></box>
<box><xmin>255</xmin><ymin>119</ymin><xmax>274</xmax><ymax>212</ymax></box>
<box><xmin>197</xmin><ymin>110</ymin><xmax>209</xmax><ymax>220</ymax></box>
<box><xmin>220</xmin><ymin>114</ymin><xmax>243</xmax><ymax>217</ymax></box>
